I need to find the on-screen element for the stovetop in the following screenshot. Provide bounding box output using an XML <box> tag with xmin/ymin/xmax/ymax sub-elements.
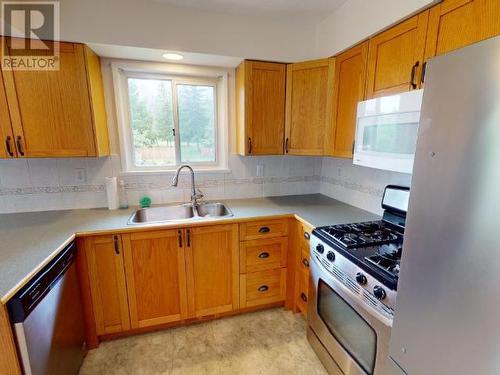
<box><xmin>313</xmin><ymin>220</ymin><xmax>404</xmax><ymax>290</ymax></box>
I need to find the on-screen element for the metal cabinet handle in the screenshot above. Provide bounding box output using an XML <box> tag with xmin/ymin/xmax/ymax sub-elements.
<box><xmin>16</xmin><ymin>135</ymin><xmax>25</xmax><ymax>156</ymax></box>
<box><xmin>302</xmin><ymin>258</ymin><xmax>309</xmax><ymax>268</ymax></box>
<box><xmin>113</xmin><ymin>235</ymin><xmax>120</xmax><ymax>255</ymax></box>
<box><xmin>285</xmin><ymin>138</ymin><xmax>289</xmax><ymax>154</ymax></box>
<box><xmin>186</xmin><ymin>228</ymin><xmax>191</xmax><ymax>247</ymax></box>
<box><xmin>420</xmin><ymin>61</ymin><xmax>427</xmax><ymax>84</ymax></box>
<box><xmin>410</xmin><ymin>61</ymin><xmax>420</xmax><ymax>89</ymax></box>
<box><xmin>258</xmin><ymin>252</ymin><xmax>270</xmax><ymax>259</ymax></box>
<box><xmin>5</xmin><ymin>136</ymin><xmax>14</xmax><ymax>157</ymax></box>
<box><xmin>258</xmin><ymin>226</ymin><xmax>270</xmax><ymax>233</ymax></box>
<box><xmin>258</xmin><ymin>285</ymin><xmax>269</xmax><ymax>292</ymax></box>
<box><xmin>248</xmin><ymin>137</ymin><xmax>252</xmax><ymax>154</ymax></box>
<box><xmin>300</xmin><ymin>293</ymin><xmax>308</xmax><ymax>302</ymax></box>
<box><xmin>178</xmin><ymin>229</ymin><xmax>183</xmax><ymax>247</ymax></box>
<box><xmin>303</xmin><ymin>232</ymin><xmax>310</xmax><ymax>241</ymax></box>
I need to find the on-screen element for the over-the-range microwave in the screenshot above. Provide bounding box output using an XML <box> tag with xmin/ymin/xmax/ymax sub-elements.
<box><xmin>353</xmin><ymin>89</ymin><xmax>423</xmax><ymax>174</ymax></box>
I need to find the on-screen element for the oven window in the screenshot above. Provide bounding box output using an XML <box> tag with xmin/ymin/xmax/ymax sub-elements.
<box><xmin>317</xmin><ymin>279</ymin><xmax>377</xmax><ymax>374</ymax></box>
<box><xmin>362</xmin><ymin>122</ymin><xmax>418</xmax><ymax>154</ymax></box>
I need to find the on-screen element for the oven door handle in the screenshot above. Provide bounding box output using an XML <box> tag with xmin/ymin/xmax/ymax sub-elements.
<box><xmin>310</xmin><ymin>254</ymin><xmax>393</xmax><ymax>328</ymax></box>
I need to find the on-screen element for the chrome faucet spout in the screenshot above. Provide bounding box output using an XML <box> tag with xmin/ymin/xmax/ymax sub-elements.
<box><xmin>171</xmin><ymin>165</ymin><xmax>203</xmax><ymax>206</ymax></box>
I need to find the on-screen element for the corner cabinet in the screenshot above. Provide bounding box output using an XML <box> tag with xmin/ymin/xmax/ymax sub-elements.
<box><xmin>0</xmin><ymin>38</ymin><xmax>110</xmax><ymax>158</ymax></box>
<box><xmin>284</xmin><ymin>58</ymin><xmax>335</xmax><ymax>156</ymax></box>
<box><xmin>235</xmin><ymin>60</ymin><xmax>286</xmax><ymax>155</ymax></box>
<box><xmin>326</xmin><ymin>41</ymin><xmax>369</xmax><ymax>158</ymax></box>
<box><xmin>82</xmin><ymin>235</ymin><xmax>131</xmax><ymax>335</ymax></box>
<box><xmin>365</xmin><ymin>12</ymin><xmax>429</xmax><ymax>99</ymax></box>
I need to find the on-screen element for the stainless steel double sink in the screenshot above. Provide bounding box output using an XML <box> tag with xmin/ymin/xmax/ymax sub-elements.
<box><xmin>127</xmin><ymin>202</ymin><xmax>233</xmax><ymax>225</ymax></box>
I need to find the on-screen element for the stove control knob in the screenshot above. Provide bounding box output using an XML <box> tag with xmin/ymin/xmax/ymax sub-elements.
<box><xmin>326</xmin><ymin>251</ymin><xmax>335</xmax><ymax>262</ymax></box>
<box><xmin>316</xmin><ymin>244</ymin><xmax>324</xmax><ymax>254</ymax></box>
<box><xmin>373</xmin><ymin>286</ymin><xmax>386</xmax><ymax>300</ymax></box>
<box><xmin>355</xmin><ymin>272</ymin><xmax>367</xmax><ymax>285</ymax></box>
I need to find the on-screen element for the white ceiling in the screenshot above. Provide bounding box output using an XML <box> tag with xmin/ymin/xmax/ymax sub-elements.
<box><xmin>153</xmin><ymin>0</ymin><xmax>348</xmax><ymax>17</ymax></box>
<box><xmin>88</xmin><ymin>43</ymin><xmax>243</xmax><ymax>68</ymax></box>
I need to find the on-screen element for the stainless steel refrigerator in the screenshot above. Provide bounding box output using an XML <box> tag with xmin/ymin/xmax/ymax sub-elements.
<box><xmin>388</xmin><ymin>35</ymin><xmax>500</xmax><ymax>375</ymax></box>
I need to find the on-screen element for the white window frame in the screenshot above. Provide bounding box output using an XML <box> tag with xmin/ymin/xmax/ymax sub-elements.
<box><xmin>111</xmin><ymin>61</ymin><xmax>229</xmax><ymax>173</ymax></box>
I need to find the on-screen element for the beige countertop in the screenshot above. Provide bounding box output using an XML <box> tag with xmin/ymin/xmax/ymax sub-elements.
<box><xmin>0</xmin><ymin>194</ymin><xmax>378</xmax><ymax>303</ymax></box>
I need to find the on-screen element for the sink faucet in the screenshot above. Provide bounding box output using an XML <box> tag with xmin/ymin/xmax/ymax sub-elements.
<box><xmin>171</xmin><ymin>165</ymin><xmax>204</xmax><ymax>206</ymax></box>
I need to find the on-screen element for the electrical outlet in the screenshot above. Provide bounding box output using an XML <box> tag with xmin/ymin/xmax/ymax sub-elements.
<box><xmin>75</xmin><ymin>168</ymin><xmax>87</xmax><ymax>184</ymax></box>
<box><xmin>256</xmin><ymin>165</ymin><xmax>264</xmax><ymax>177</ymax></box>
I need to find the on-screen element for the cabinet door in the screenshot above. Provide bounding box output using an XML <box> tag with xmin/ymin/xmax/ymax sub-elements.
<box><xmin>0</xmin><ymin>66</ymin><xmax>16</xmax><ymax>159</ymax></box>
<box><xmin>122</xmin><ymin>230</ymin><xmax>188</xmax><ymax>328</ymax></box>
<box><xmin>425</xmin><ymin>0</ymin><xmax>500</xmax><ymax>60</ymax></box>
<box><xmin>365</xmin><ymin>12</ymin><xmax>429</xmax><ymax>99</ymax></box>
<box><xmin>327</xmin><ymin>41</ymin><xmax>369</xmax><ymax>158</ymax></box>
<box><xmin>185</xmin><ymin>224</ymin><xmax>239</xmax><ymax>317</ymax></box>
<box><xmin>285</xmin><ymin>58</ymin><xmax>335</xmax><ymax>156</ymax></box>
<box><xmin>2</xmin><ymin>40</ymin><xmax>97</xmax><ymax>157</ymax></box>
<box><xmin>246</xmin><ymin>61</ymin><xmax>286</xmax><ymax>155</ymax></box>
<box><xmin>84</xmin><ymin>235</ymin><xmax>130</xmax><ymax>335</ymax></box>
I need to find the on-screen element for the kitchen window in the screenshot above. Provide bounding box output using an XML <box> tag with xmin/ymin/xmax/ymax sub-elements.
<box><xmin>112</xmin><ymin>64</ymin><xmax>229</xmax><ymax>172</ymax></box>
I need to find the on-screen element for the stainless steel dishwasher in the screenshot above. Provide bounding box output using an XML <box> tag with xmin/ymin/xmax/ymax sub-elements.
<box><xmin>7</xmin><ymin>242</ymin><xmax>86</xmax><ymax>375</ymax></box>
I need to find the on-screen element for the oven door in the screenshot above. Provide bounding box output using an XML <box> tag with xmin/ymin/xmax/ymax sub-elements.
<box><xmin>307</xmin><ymin>254</ymin><xmax>392</xmax><ymax>375</ymax></box>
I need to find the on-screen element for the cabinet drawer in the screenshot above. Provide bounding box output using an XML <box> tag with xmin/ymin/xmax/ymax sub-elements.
<box><xmin>297</xmin><ymin>269</ymin><xmax>310</xmax><ymax>316</ymax></box>
<box><xmin>240</xmin><ymin>269</ymin><xmax>287</xmax><ymax>308</ymax></box>
<box><xmin>240</xmin><ymin>219</ymin><xmax>288</xmax><ymax>241</ymax></box>
<box><xmin>240</xmin><ymin>237</ymin><xmax>288</xmax><ymax>273</ymax></box>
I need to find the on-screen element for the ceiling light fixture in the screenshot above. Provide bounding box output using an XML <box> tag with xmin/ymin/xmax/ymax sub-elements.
<box><xmin>162</xmin><ymin>52</ymin><xmax>184</xmax><ymax>61</ymax></box>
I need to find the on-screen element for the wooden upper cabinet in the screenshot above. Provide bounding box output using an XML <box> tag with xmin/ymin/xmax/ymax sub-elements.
<box><xmin>365</xmin><ymin>11</ymin><xmax>429</xmax><ymax>99</ymax></box>
<box><xmin>326</xmin><ymin>41</ymin><xmax>369</xmax><ymax>158</ymax></box>
<box><xmin>285</xmin><ymin>58</ymin><xmax>335</xmax><ymax>156</ymax></box>
<box><xmin>83</xmin><ymin>235</ymin><xmax>130</xmax><ymax>335</ymax></box>
<box><xmin>1</xmin><ymin>39</ymin><xmax>109</xmax><ymax>157</ymax></box>
<box><xmin>0</xmin><ymin>71</ymin><xmax>15</xmax><ymax>159</ymax></box>
<box><xmin>122</xmin><ymin>230</ymin><xmax>188</xmax><ymax>329</ymax></box>
<box><xmin>425</xmin><ymin>0</ymin><xmax>500</xmax><ymax>60</ymax></box>
<box><xmin>236</xmin><ymin>60</ymin><xmax>286</xmax><ymax>155</ymax></box>
<box><xmin>185</xmin><ymin>224</ymin><xmax>239</xmax><ymax>317</ymax></box>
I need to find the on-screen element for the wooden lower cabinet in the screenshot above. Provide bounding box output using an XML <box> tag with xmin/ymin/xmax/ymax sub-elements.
<box><xmin>122</xmin><ymin>230</ymin><xmax>188</xmax><ymax>328</ymax></box>
<box><xmin>185</xmin><ymin>224</ymin><xmax>240</xmax><ymax>317</ymax></box>
<box><xmin>240</xmin><ymin>268</ymin><xmax>287</xmax><ymax>308</ymax></box>
<box><xmin>83</xmin><ymin>235</ymin><xmax>131</xmax><ymax>335</ymax></box>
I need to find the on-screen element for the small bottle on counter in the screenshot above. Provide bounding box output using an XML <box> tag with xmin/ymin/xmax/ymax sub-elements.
<box><xmin>118</xmin><ymin>179</ymin><xmax>129</xmax><ymax>209</ymax></box>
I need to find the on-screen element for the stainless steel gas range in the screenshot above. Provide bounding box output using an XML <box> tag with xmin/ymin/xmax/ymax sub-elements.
<box><xmin>307</xmin><ymin>185</ymin><xmax>410</xmax><ymax>375</ymax></box>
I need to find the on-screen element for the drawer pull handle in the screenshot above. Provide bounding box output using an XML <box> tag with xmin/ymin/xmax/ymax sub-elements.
<box><xmin>258</xmin><ymin>285</ymin><xmax>269</xmax><ymax>292</ymax></box>
<box><xmin>303</xmin><ymin>232</ymin><xmax>310</xmax><ymax>240</ymax></box>
<box><xmin>258</xmin><ymin>226</ymin><xmax>270</xmax><ymax>233</ymax></box>
<box><xmin>302</xmin><ymin>258</ymin><xmax>309</xmax><ymax>268</ymax></box>
<box><xmin>300</xmin><ymin>293</ymin><xmax>307</xmax><ymax>302</ymax></box>
<box><xmin>258</xmin><ymin>252</ymin><xmax>270</xmax><ymax>259</ymax></box>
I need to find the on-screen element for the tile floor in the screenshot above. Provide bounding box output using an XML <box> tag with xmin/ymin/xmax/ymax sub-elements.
<box><xmin>80</xmin><ymin>308</ymin><xmax>328</xmax><ymax>375</ymax></box>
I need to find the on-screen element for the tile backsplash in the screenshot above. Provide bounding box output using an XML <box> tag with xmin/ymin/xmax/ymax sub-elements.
<box><xmin>0</xmin><ymin>155</ymin><xmax>322</xmax><ymax>213</ymax></box>
<box><xmin>0</xmin><ymin>155</ymin><xmax>411</xmax><ymax>215</ymax></box>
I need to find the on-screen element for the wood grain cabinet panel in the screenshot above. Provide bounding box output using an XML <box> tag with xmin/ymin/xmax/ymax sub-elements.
<box><xmin>326</xmin><ymin>41</ymin><xmax>368</xmax><ymax>158</ymax></box>
<box><xmin>425</xmin><ymin>0</ymin><xmax>500</xmax><ymax>60</ymax></box>
<box><xmin>83</xmin><ymin>235</ymin><xmax>130</xmax><ymax>335</ymax></box>
<box><xmin>122</xmin><ymin>230</ymin><xmax>188</xmax><ymax>329</ymax></box>
<box><xmin>240</xmin><ymin>237</ymin><xmax>288</xmax><ymax>273</ymax></box>
<box><xmin>240</xmin><ymin>268</ymin><xmax>287</xmax><ymax>308</ymax></box>
<box><xmin>365</xmin><ymin>12</ymin><xmax>429</xmax><ymax>98</ymax></box>
<box><xmin>1</xmin><ymin>39</ymin><xmax>109</xmax><ymax>157</ymax></box>
<box><xmin>185</xmin><ymin>224</ymin><xmax>240</xmax><ymax>317</ymax></box>
<box><xmin>0</xmin><ymin>69</ymin><xmax>15</xmax><ymax>159</ymax></box>
<box><xmin>236</xmin><ymin>60</ymin><xmax>286</xmax><ymax>155</ymax></box>
<box><xmin>285</xmin><ymin>58</ymin><xmax>335</xmax><ymax>156</ymax></box>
